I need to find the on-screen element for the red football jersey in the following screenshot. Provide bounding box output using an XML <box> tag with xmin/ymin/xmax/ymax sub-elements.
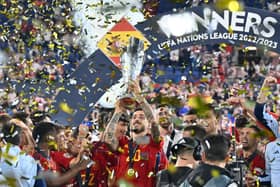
<box><xmin>238</xmin><ymin>150</ymin><xmax>265</xmax><ymax>176</ymax></box>
<box><xmin>51</xmin><ymin>151</ymin><xmax>74</xmax><ymax>173</ymax></box>
<box><xmin>78</xmin><ymin>142</ymin><xmax>118</xmax><ymax>187</ymax></box>
<box><xmin>248</xmin><ymin>152</ymin><xmax>265</xmax><ymax>176</ymax></box>
<box><xmin>114</xmin><ymin>135</ymin><xmax>168</xmax><ymax>187</ymax></box>
<box><xmin>50</xmin><ymin>151</ymin><xmax>78</xmax><ymax>187</ymax></box>
<box><xmin>33</xmin><ymin>151</ymin><xmax>58</xmax><ymax>172</ymax></box>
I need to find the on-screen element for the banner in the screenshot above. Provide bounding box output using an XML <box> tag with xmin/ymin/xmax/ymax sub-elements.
<box><xmin>135</xmin><ymin>6</ymin><xmax>280</xmax><ymax>59</ymax></box>
<box><xmin>51</xmin><ymin>50</ymin><xmax>121</xmax><ymax>125</ymax></box>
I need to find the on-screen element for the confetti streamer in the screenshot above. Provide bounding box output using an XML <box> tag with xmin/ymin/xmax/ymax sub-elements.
<box><xmin>59</xmin><ymin>102</ymin><xmax>74</xmax><ymax>114</ymax></box>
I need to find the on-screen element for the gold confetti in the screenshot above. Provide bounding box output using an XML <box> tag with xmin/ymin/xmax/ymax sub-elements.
<box><xmin>228</xmin><ymin>0</ymin><xmax>241</xmax><ymax>12</ymax></box>
<box><xmin>228</xmin><ymin>26</ymin><xmax>233</xmax><ymax>34</ymax></box>
<box><xmin>59</xmin><ymin>102</ymin><xmax>74</xmax><ymax>114</ymax></box>
<box><xmin>167</xmin><ymin>164</ymin><xmax>177</xmax><ymax>173</ymax></box>
<box><xmin>215</xmin><ymin>0</ymin><xmax>243</xmax><ymax>11</ymax></box>
<box><xmin>130</xmin><ymin>6</ymin><xmax>138</xmax><ymax>13</ymax></box>
<box><xmin>211</xmin><ymin>169</ymin><xmax>220</xmax><ymax>177</ymax></box>
<box><xmin>47</xmin><ymin>140</ymin><xmax>58</xmax><ymax>150</ymax></box>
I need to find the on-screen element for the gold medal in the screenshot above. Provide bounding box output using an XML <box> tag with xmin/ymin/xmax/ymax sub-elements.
<box><xmin>127</xmin><ymin>168</ymin><xmax>135</xmax><ymax>177</ymax></box>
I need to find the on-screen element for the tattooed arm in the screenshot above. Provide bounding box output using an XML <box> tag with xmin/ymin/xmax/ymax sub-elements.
<box><xmin>102</xmin><ymin>101</ymin><xmax>124</xmax><ymax>151</ymax></box>
<box><xmin>129</xmin><ymin>80</ymin><xmax>160</xmax><ymax>142</ymax></box>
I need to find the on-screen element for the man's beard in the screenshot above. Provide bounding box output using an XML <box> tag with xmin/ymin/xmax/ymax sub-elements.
<box><xmin>242</xmin><ymin>144</ymin><xmax>250</xmax><ymax>151</ymax></box>
<box><xmin>160</xmin><ymin>123</ymin><xmax>171</xmax><ymax>130</ymax></box>
<box><xmin>131</xmin><ymin>125</ymin><xmax>145</xmax><ymax>134</ymax></box>
<box><xmin>159</xmin><ymin>117</ymin><xmax>171</xmax><ymax>129</ymax></box>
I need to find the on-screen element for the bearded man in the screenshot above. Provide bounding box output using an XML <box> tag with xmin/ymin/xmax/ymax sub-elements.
<box><xmin>157</xmin><ymin>105</ymin><xmax>182</xmax><ymax>159</ymax></box>
<box><xmin>103</xmin><ymin>80</ymin><xmax>168</xmax><ymax>187</ymax></box>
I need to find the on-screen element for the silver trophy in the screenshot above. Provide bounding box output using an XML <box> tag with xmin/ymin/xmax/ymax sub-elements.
<box><xmin>119</xmin><ymin>37</ymin><xmax>145</xmax><ymax>109</ymax></box>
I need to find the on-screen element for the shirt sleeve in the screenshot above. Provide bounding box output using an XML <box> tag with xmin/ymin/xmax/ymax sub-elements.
<box><xmin>258</xmin><ymin>142</ymin><xmax>272</xmax><ymax>183</ymax></box>
<box><xmin>159</xmin><ymin>150</ymin><xmax>168</xmax><ymax>171</ymax></box>
<box><xmin>149</xmin><ymin>134</ymin><xmax>164</xmax><ymax>149</ymax></box>
<box><xmin>19</xmin><ymin>154</ymin><xmax>38</xmax><ymax>187</ymax></box>
<box><xmin>254</xmin><ymin>102</ymin><xmax>279</xmax><ymax>138</ymax></box>
<box><xmin>118</xmin><ymin>135</ymin><xmax>129</xmax><ymax>147</ymax></box>
<box><xmin>91</xmin><ymin>142</ymin><xmax>118</xmax><ymax>167</ymax></box>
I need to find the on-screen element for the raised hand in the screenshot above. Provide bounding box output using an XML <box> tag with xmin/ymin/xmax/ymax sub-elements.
<box><xmin>115</xmin><ymin>100</ymin><xmax>127</xmax><ymax>114</ymax></box>
<box><xmin>263</xmin><ymin>76</ymin><xmax>277</xmax><ymax>85</ymax></box>
<box><xmin>128</xmin><ymin>79</ymin><xmax>142</xmax><ymax>102</ymax></box>
<box><xmin>226</xmin><ymin>96</ymin><xmax>243</xmax><ymax>105</ymax></box>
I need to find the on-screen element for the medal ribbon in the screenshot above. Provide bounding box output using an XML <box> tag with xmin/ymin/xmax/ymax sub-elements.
<box><xmin>128</xmin><ymin>139</ymin><xmax>139</xmax><ymax>169</ymax></box>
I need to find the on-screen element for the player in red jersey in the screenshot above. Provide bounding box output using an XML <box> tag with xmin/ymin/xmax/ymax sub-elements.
<box><xmin>50</xmin><ymin>129</ymin><xmax>81</xmax><ymax>187</ymax></box>
<box><xmin>32</xmin><ymin>122</ymin><xmax>90</xmax><ymax>187</ymax></box>
<box><xmin>103</xmin><ymin>80</ymin><xmax>168</xmax><ymax>187</ymax></box>
<box><xmin>238</xmin><ymin>125</ymin><xmax>265</xmax><ymax>175</ymax></box>
<box><xmin>50</xmin><ymin>125</ymin><xmax>118</xmax><ymax>187</ymax></box>
<box><xmin>50</xmin><ymin>126</ymin><xmax>74</xmax><ymax>174</ymax></box>
<box><xmin>77</xmin><ymin>141</ymin><xmax>118</xmax><ymax>187</ymax></box>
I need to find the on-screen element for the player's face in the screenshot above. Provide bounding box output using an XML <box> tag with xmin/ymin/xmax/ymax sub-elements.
<box><xmin>157</xmin><ymin>106</ymin><xmax>172</xmax><ymax>129</ymax></box>
<box><xmin>68</xmin><ymin>138</ymin><xmax>81</xmax><ymax>156</ymax></box>
<box><xmin>183</xmin><ymin>130</ymin><xmax>192</xmax><ymax>138</ymax></box>
<box><xmin>197</xmin><ymin>111</ymin><xmax>216</xmax><ymax>134</ymax></box>
<box><xmin>239</xmin><ymin>127</ymin><xmax>258</xmax><ymax>150</ymax></box>
<box><xmin>115</xmin><ymin>121</ymin><xmax>128</xmax><ymax>138</ymax></box>
<box><xmin>56</xmin><ymin>130</ymin><xmax>67</xmax><ymax>150</ymax></box>
<box><xmin>131</xmin><ymin>110</ymin><xmax>147</xmax><ymax>134</ymax></box>
<box><xmin>46</xmin><ymin>131</ymin><xmax>58</xmax><ymax>150</ymax></box>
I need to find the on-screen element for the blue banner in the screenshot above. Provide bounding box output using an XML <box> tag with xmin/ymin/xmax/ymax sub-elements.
<box><xmin>51</xmin><ymin>50</ymin><xmax>122</xmax><ymax>125</ymax></box>
<box><xmin>136</xmin><ymin>6</ymin><xmax>280</xmax><ymax>59</ymax></box>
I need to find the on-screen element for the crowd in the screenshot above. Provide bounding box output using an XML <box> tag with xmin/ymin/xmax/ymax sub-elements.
<box><xmin>0</xmin><ymin>0</ymin><xmax>87</xmax><ymax>116</ymax></box>
<box><xmin>0</xmin><ymin>62</ymin><xmax>280</xmax><ymax>186</ymax></box>
<box><xmin>0</xmin><ymin>0</ymin><xmax>83</xmax><ymax>83</ymax></box>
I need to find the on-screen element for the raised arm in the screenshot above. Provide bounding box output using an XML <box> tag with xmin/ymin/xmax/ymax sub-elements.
<box><xmin>256</xmin><ymin>76</ymin><xmax>277</xmax><ymax>104</ymax></box>
<box><xmin>129</xmin><ymin>80</ymin><xmax>160</xmax><ymax>142</ymax></box>
<box><xmin>102</xmin><ymin>101</ymin><xmax>125</xmax><ymax>151</ymax></box>
<box><xmin>10</xmin><ymin>118</ymin><xmax>36</xmax><ymax>154</ymax></box>
<box><xmin>43</xmin><ymin>159</ymin><xmax>91</xmax><ymax>187</ymax></box>
<box><xmin>254</xmin><ymin>76</ymin><xmax>279</xmax><ymax>139</ymax></box>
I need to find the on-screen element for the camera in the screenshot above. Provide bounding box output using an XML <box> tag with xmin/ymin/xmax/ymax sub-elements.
<box><xmin>226</xmin><ymin>159</ymin><xmax>248</xmax><ymax>187</ymax></box>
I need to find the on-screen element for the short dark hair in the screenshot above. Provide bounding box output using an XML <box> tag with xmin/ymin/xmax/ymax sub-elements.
<box><xmin>130</xmin><ymin>107</ymin><xmax>145</xmax><ymax>119</ymax></box>
<box><xmin>172</xmin><ymin>137</ymin><xmax>199</xmax><ymax>157</ymax></box>
<box><xmin>246</xmin><ymin>125</ymin><xmax>260</xmax><ymax>133</ymax></box>
<box><xmin>156</xmin><ymin>104</ymin><xmax>169</xmax><ymax>109</ymax></box>
<box><xmin>201</xmin><ymin>134</ymin><xmax>231</xmax><ymax>161</ymax></box>
<box><xmin>184</xmin><ymin>125</ymin><xmax>207</xmax><ymax>141</ymax></box>
<box><xmin>235</xmin><ymin>115</ymin><xmax>249</xmax><ymax>128</ymax></box>
<box><xmin>241</xmin><ymin>125</ymin><xmax>263</xmax><ymax>138</ymax></box>
<box><xmin>30</xmin><ymin>111</ymin><xmax>51</xmax><ymax>126</ymax></box>
<box><xmin>187</xmin><ymin>109</ymin><xmax>197</xmax><ymax>115</ymax></box>
<box><xmin>119</xmin><ymin>114</ymin><xmax>129</xmax><ymax>123</ymax></box>
<box><xmin>32</xmin><ymin>122</ymin><xmax>57</xmax><ymax>144</ymax></box>
<box><xmin>0</xmin><ymin>113</ymin><xmax>11</xmax><ymax>130</ymax></box>
<box><xmin>2</xmin><ymin>121</ymin><xmax>22</xmax><ymax>145</ymax></box>
<box><xmin>133</xmin><ymin>107</ymin><xmax>144</xmax><ymax>113</ymax></box>
<box><xmin>12</xmin><ymin>111</ymin><xmax>29</xmax><ymax>124</ymax></box>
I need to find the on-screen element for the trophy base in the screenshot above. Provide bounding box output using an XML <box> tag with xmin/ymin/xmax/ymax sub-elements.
<box><xmin>119</xmin><ymin>95</ymin><xmax>138</xmax><ymax>110</ymax></box>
